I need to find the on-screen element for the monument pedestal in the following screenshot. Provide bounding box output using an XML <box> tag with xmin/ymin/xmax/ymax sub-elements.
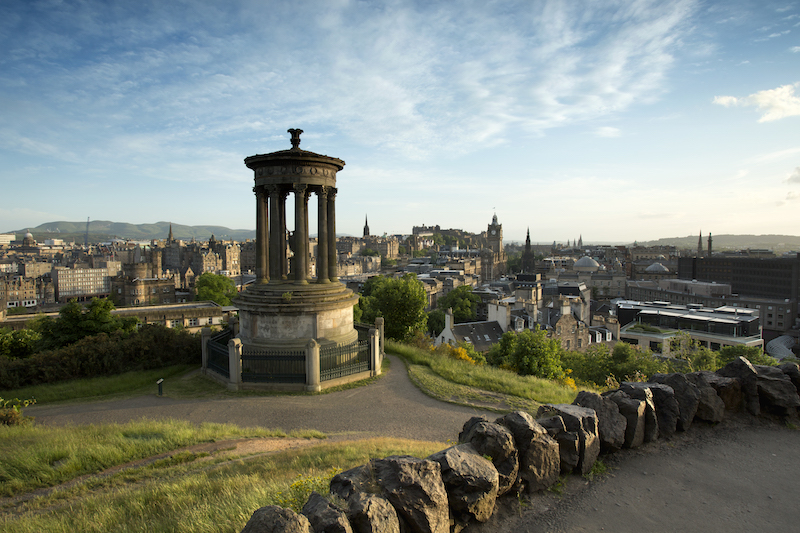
<box><xmin>235</xmin><ymin>281</ymin><xmax>359</xmax><ymax>351</ymax></box>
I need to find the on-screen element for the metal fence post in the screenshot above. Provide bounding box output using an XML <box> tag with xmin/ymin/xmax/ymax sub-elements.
<box><xmin>228</xmin><ymin>337</ymin><xmax>242</xmax><ymax>391</ymax></box>
<box><xmin>306</xmin><ymin>339</ymin><xmax>321</xmax><ymax>392</ymax></box>
<box><xmin>201</xmin><ymin>327</ymin><xmax>211</xmax><ymax>371</ymax></box>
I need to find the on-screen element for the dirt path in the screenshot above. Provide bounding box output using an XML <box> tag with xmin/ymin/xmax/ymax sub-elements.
<box><xmin>25</xmin><ymin>355</ymin><xmax>481</xmax><ymax>443</ymax></box>
<box><xmin>468</xmin><ymin>416</ymin><xmax>800</xmax><ymax>532</ymax></box>
<box><xmin>21</xmin><ymin>358</ymin><xmax>800</xmax><ymax>532</ymax></box>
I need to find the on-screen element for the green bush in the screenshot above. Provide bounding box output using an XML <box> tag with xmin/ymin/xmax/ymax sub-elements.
<box><xmin>0</xmin><ymin>325</ymin><xmax>201</xmax><ymax>389</ymax></box>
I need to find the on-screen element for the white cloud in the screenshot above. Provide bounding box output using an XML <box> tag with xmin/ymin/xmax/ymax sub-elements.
<box><xmin>595</xmin><ymin>127</ymin><xmax>622</xmax><ymax>137</ymax></box>
<box><xmin>713</xmin><ymin>83</ymin><xmax>800</xmax><ymax>121</ymax></box>
<box><xmin>791</xmin><ymin>46</ymin><xmax>800</xmax><ymax>52</ymax></box>
<box><xmin>787</xmin><ymin>191</ymin><xmax>800</xmax><ymax>201</ymax></box>
<box><xmin>0</xmin><ymin>0</ymin><xmax>700</xmax><ymax>161</ymax></box>
<box><xmin>712</xmin><ymin>95</ymin><xmax>740</xmax><ymax>107</ymax></box>
<box><xmin>788</xmin><ymin>167</ymin><xmax>800</xmax><ymax>183</ymax></box>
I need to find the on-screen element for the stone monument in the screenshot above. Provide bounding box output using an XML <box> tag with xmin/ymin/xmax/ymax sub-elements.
<box><xmin>234</xmin><ymin>129</ymin><xmax>359</xmax><ymax>352</ymax></box>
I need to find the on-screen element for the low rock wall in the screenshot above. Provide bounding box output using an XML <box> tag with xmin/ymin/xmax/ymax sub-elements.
<box><xmin>239</xmin><ymin>356</ymin><xmax>800</xmax><ymax>533</ymax></box>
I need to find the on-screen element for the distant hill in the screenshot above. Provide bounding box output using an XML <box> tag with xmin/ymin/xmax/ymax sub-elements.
<box><xmin>634</xmin><ymin>234</ymin><xmax>800</xmax><ymax>253</ymax></box>
<box><xmin>6</xmin><ymin>221</ymin><xmax>256</xmax><ymax>243</ymax></box>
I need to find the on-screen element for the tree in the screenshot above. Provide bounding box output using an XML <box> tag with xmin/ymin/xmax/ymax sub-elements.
<box><xmin>31</xmin><ymin>298</ymin><xmax>138</xmax><ymax>350</ymax></box>
<box><xmin>427</xmin><ymin>309</ymin><xmax>445</xmax><ymax>337</ymax></box>
<box><xmin>361</xmin><ymin>248</ymin><xmax>380</xmax><ymax>257</ymax></box>
<box><xmin>486</xmin><ymin>328</ymin><xmax>565</xmax><ymax>380</ymax></box>
<box><xmin>0</xmin><ymin>327</ymin><xmax>41</xmax><ymax>359</ymax></box>
<box><xmin>357</xmin><ymin>274</ymin><xmax>427</xmax><ymax>341</ymax></box>
<box><xmin>437</xmin><ymin>285</ymin><xmax>479</xmax><ymax>324</ymax></box>
<box><xmin>195</xmin><ymin>272</ymin><xmax>237</xmax><ymax>306</ymax></box>
<box><xmin>718</xmin><ymin>345</ymin><xmax>777</xmax><ymax>367</ymax></box>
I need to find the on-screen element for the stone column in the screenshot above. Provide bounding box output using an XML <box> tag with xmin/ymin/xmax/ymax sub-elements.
<box><xmin>255</xmin><ymin>187</ymin><xmax>269</xmax><ymax>284</ymax></box>
<box><xmin>317</xmin><ymin>187</ymin><xmax>329</xmax><ymax>283</ymax></box>
<box><xmin>294</xmin><ymin>183</ymin><xmax>309</xmax><ymax>284</ymax></box>
<box><xmin>268</xmin><ymin>186</ymin><xmax>282</xmax><ymax>282</ymax></box>
<box><xmin>305</xmin><ymin>339</ymin><xmax>321</xmax><ymax>392</ymax></box>
<box><xmin>228</xmin><ymin>337</ymin><xmax>242</xmax><ymax>391</ymax></box>
<box><xmin>279</xmin><ymin>188</ymin><xmax>288</xmax><ymax>279</ymax></box>
<box><xmin>327</xmin><ymin>187</ymin><xmax>338</xmax><ymax>282</ymax></box>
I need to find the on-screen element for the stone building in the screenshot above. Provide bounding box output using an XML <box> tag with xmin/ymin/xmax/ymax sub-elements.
<box><xmin>480</xmin><ymin>214</ymin><xmax>506</xmax><ymax>282</ymax></box>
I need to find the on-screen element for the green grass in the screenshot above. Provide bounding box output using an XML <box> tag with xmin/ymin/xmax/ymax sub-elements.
<box><xmin>0</xmin><ymin>418</ymin><xmax>323</xmax><ymax>497</ymax></box>
<box><xmin>2</xmin><ymin>357</ymin><xmax>391</xmax><ymax>406</ymax></box>
<box><xmin>1</xmin><ymin>435</ymin><xmax>444</xmax><ymax>533</ymax></box>
<box><xmin>1</xmin><ymin>365</ymin><xmax>197</xmax><ymax>405</ymax></box>
<box><xmin>388</xmin><ymin>340</ymin><xmax>580</xmax><ymax>407</ymax></box>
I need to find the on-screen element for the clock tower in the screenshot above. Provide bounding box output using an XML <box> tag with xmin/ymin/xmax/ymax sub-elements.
<box><xmin>487</xmin><ymin>213</ymin><xmax>503</xmax><ymax>255</ymax></box>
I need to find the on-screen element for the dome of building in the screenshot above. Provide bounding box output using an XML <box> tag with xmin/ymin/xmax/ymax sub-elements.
<box><xmin>645</xmin><ymin>262</ymin><xmax>669</xmax><ymax>273</ymax></box>
<box><xmin>573</xmin><ymin>256</ymin><xmax>600</xmax><ymax>272</ymax></box>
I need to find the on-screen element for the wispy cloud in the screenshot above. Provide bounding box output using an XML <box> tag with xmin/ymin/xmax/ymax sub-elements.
<box><xmin>788</xmin><ymin>167</ymin><xmax>800</xmax><ymax>184</ymax></box>
<box><xmin>713</xmin><ymin>83</ymin><xmax>800</xmax><ymax>121</ymax></box>
<box><xmin>595</xmin><ymin>127</ymin><xmax>622</xmax><ymax>137</ymax></box>
<box><xmin>792</xmin><ymin>46</ymin><xmax>800</xmax><ymax>52</ymax></box>
<box><xmin>0</xmin><ymin>0</ymin><xmax>699</xmax><ymax>162</ymax></box>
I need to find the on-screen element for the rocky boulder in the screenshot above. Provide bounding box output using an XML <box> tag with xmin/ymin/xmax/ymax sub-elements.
<box><xmin>686</xmin><ymin>372</ymin><xmax>725</xmax><ymax>423</ymax></box>
<box><xmin>495</xmin><ymin>411</ymin><xmax>559</xmax><ymax>492</ymax></box>
<box><xmin>330</xmin><ymin>456</ymin><xmax>449</xmax><ymax>533</ymax></box>
<box><xmin>241</xmin><ymin>505</ymin><xmax>314</xmax><ymax>533</ymax></box>
<box><xmin>346</xmin><ymin>493</ymin><xmax>400</xmax><ymax>533</ymax></box>
<box><xmin>717</xmin><ymin>357</ymin><xmax>760</xmax><ymax>415</ymax></box>
<box><xmin>302</xmin><ymin>492</ymin><xmax>353</xmax><ymax>533</ymax></box>
<box><xmin>427</xmin><ymin>443</ymin><xmax>498</xmax><ymax>525</ymax></box>
<box><xmin>458</xmin><ymin>418</ymin><xmax>519</xmax><ymax>496</ymax></box>
<box><xmin>536</xmin><ymin>404</ymin><xmax>599</xmax><ymax>475</ymax></box>
<box><xmin>697</xmin><ymin>371</ymin><xmax>742</xmax><ymax>412</ymax></box>
<box><xmin>779</xmin><ymin>362</ymin><xmax>800</xmax><ymax>395</ymax></box>
<box><xmin>603</xmin><ymin>390</ymin><xmax>646</xmax><ymax>448</ymax></box>
<box><xmin>620</xmin><ymin>382</ymin><xmax>679</xmax><ymax>438</ymax></box>
<box><xmin>753</xmin><ymin>365</ymin><xmax>800</xmax><ymax>416</ymax></box>
<box><xmin>650</xmin><ymin>373</ymin><xmax>701</xmax><ymax>431</ymax></box>
<box><xmin>572</xmin><ymin>391</ymin><xmax>627</xmax><ymax>452</ymax></box>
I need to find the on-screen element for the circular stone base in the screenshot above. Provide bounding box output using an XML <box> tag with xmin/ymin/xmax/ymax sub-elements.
<box><xmin>233</xmin><ymin>281</ymin><xmax>360</xmax><ymax>349</ymax></box>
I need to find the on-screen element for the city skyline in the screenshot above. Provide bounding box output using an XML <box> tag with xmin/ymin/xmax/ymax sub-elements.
<box><xmin>1</xmin><ymin>1</ymin><xmax>799</xmax><ymax>243</ymax></box>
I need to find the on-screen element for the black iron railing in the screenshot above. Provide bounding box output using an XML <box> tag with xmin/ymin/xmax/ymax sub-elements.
<box><xmin>207</xmin><ymin>330</ymin><xmax>232</xmax><ymax>379</ymax></box>
<box><xmin>241</xmin><ymin>347</ymin><xmax>305</xmax><ymax>383</ymax></box>
<box><xmin>320</xmin><ymin>339</ymin><xmax>370</xmax><ymax>382</ymax></box>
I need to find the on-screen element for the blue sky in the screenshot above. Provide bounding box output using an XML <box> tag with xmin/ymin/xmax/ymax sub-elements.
<box><xmin>1</xmin><ymin>0</ymin><xmax>799</xmax><ymax>244</ymax></box>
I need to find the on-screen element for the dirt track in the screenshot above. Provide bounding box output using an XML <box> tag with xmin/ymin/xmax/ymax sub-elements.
<box><xmin>25</xmin><ymin>358</ymin><xmax>800</xmax><ymax>532</ymax></box>
<box><xmin>469</xmin><ymin>416</ymin><xmax>800</xmax><ymax>532</ymax></box>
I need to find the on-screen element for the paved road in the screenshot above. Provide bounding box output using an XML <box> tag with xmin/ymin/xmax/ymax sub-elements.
<box><xmin>26</xmin><ymin>355</ymin><xmax>481</xmax><ymax>443</ymax></box>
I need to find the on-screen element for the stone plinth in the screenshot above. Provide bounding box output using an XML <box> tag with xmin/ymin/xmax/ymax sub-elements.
<box><xmin>235</xmin><ymin>281</ymin><xmax>359</xmax><ymax>351</ymax></box>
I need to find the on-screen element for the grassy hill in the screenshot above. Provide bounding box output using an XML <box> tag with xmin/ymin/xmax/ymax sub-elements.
<box><xmin>636</xmin><ymin>234</ymin><xmax>800</xmax><ymax>253</ymax></box>
<box><xmin>6</xmin><ymin>221</ymin><xmax>256</xmax><ymax>243</ymax></box>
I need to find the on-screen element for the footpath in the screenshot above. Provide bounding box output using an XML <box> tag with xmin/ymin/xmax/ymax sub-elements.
<box><xmin>26</xmin><ymin>355</ymin><xmax>800</xmax><ymax>532</ymax></box>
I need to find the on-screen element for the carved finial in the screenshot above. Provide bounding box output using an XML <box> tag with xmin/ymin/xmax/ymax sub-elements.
<box><xmin>288</xmin><ymin>128</ymin><xmax>303</xmax><ymax>149</ymax></box>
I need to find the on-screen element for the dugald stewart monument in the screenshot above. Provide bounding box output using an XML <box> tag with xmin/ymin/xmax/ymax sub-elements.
<box><xmin>210</xmin><ymin>129</ymin><xmax>375</xmax><ymax>392</ymax></box>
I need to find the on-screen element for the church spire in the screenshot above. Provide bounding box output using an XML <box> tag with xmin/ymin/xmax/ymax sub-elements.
<box><xmin>363</xmin><ymin>215</ymin><xmax>370</xmax><ymax>238</ymax></box>
<box><xmin>168</xmin><ymin>223</ymin><xmax>174</xmax><ymax>243</ymax></box>
<box><xmin>698</xmin><ymin>231</ymin><xmax>703</xmax><ymax>257</ymax></box>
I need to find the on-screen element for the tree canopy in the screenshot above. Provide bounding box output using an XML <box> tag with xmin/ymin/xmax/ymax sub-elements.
<box><xmin>357</xmin><ymin>274</ymin><xmax>428</xmax><ymax>341</ymax></box>
<box><xmin>195</xmin><ymin>272</ymin><xmax>238</xmax><ymax>306</ymax></box>
<box><xmin>31</xmin><ymin>298</ymin><xmax>139</xmax><ymax>351</ymax></box>
<box><xmin>437</xmin><ymin>285</ymin><xmax>479</xmax><ymax>324</ymax></box>
<box><xmin>486</xmin><ymin>328</ymin><xmax>565</xmax><ymax>380</ymax></box>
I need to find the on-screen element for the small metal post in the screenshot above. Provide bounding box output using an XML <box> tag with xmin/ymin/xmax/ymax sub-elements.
<box><xmin>157</xmin><ymin>378</ymin><xmax>164</xmax><ymax>396</ymax></box>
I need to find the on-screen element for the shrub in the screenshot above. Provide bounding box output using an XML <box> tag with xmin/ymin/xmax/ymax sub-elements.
<box><xmin>0</xmin><ymin>325</ymin><xmax>201</xmax><ymax>389</ymax></box>
<box><xmin>0</xmin><ymin>397</ymin><xmax>36</xmax><ymax>426</ymax></box>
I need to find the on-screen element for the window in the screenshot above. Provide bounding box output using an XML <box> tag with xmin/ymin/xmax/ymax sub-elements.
<box><xmin>188</xmin><ymin>318</ymin><xmax>199</xmax><ymax>327</ymax></box>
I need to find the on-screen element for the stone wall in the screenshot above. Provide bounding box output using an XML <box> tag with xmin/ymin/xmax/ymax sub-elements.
<box><xmin>238</xmin><ymin>356</ymin><xmax>800</xmax><ymax>533</ymax></box>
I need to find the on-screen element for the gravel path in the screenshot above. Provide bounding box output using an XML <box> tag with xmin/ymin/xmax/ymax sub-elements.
<box><xmin>25</xmin><ymin>355</ymin><xmax>480</xmax><ymax>443</ymax></box>
<box><xmin>25</xmin><ymin>358</ymin><xmax>800</xmax><ymax>532</ymax></box>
